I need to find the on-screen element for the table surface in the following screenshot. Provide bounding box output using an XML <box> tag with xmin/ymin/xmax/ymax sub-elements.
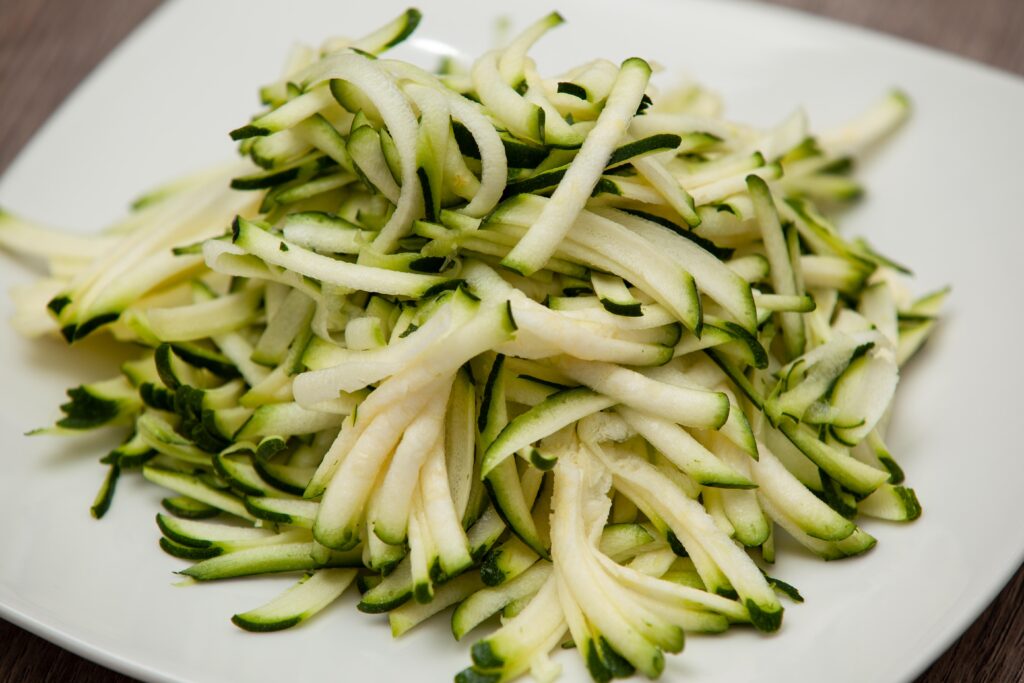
<box><xmin>1</xmin><ymin>0</ymin><xmax>1023</xmax><ymax>681</ymax></box>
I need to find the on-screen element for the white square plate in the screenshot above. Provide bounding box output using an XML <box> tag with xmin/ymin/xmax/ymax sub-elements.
<box><xmin>2</xmin><ymin>1</ymin><xmax>1023</xmax><ymax>681</ymax></box>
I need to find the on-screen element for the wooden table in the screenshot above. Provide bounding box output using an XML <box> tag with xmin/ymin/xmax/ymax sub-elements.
<box><xmin>1</xmin><ymin>1</ymin><xmax>1022</xmax><ymax>681</ymax></box>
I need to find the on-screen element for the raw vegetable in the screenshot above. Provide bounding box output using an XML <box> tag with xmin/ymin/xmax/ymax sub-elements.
<box><xmin>1</xmin><ymin>8</ymin><xmax>943</xmax><ymax>682</ymax></box>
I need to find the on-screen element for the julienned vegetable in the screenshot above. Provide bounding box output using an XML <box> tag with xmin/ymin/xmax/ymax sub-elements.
<box><xmin>1</xmin><ymin>8</ymin><xmax>946</xmax><ymax>682</ymax></box>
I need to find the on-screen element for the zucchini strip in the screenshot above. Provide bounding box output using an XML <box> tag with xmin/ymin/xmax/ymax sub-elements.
<box><xmin>300</xmin><ymin>52</ymin><xmax>422</xmax><ymax>252</ymax></box>
<box><xmin>502</xmin><ymin>58</ymin><xmax>652</xmax><ymax>275</ymax></box>
<box><xmin>232</xmin><ymin>568</ymin><xmax>357</xmax><ymax>632</ymax></box>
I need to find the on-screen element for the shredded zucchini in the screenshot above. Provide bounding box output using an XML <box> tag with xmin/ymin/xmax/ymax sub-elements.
<box><xmin>1</xmin><ymin>8</ymin><xmax>941</xmax><ymax>683</ymax></box>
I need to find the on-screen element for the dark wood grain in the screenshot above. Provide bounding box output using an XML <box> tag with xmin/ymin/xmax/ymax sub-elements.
<box><xmin>0</xmin><ymin>0</ymin><xmax>163</xmax><ymax>174</ymax></box>
<box><xmin>0</xmin><ymin>618</ymin><xmax>135</xmax><ymax>683</ymax></box>
<box><xmin>766</xmin><ymin>0</ymin><xmax>1024</xmax><ymax>75</ymax></box>
<box><xmin>1</xmin><ymin>1</ymin><xmax>1022</xmax><ymax>681</ymax></box>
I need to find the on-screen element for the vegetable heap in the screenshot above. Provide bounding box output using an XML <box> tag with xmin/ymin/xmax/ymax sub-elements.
<box><xmin>1</xmin><ymin>9</ymin><xmax>947</xmax><ymax>682</ymax></box>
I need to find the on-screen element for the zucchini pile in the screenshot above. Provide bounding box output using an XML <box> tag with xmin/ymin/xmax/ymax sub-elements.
<box><xmin>1</xmin><ymin>9</ymin><xmax>947</xmax><ymax>683</ymax></box>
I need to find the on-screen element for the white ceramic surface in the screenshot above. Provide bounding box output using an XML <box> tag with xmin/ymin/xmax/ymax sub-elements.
<box><xmin>2</xmin><ymin>1</ymin><xmax>1023</xmax><ymax>681</ymax></box>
